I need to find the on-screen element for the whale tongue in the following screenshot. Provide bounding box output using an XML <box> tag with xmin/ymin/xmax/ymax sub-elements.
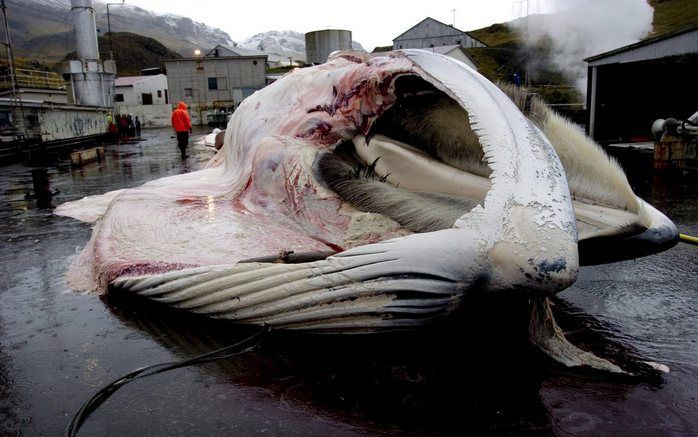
<box><xmin>353</xmin><ymin>134</ymin><xmax>489</xmax><ymax>202</ymax></box>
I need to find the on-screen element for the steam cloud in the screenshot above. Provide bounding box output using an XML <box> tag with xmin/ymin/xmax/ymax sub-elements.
<box><xmin>513</xmin><ymin>0</ymin><xmax>654</xmax><ymax>96</ymax></box>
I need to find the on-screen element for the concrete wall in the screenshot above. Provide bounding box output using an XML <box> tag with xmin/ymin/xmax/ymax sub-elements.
<box><xmin>37</xmin><ymin>106</ymin><xmax>108</xmax><ymax>142</ymax></box>
<box><xmin>165</xmin><ymin>57</ymin><xmax>266</xmax><ymax>112</ymax></box>
<box><xmin>114</xmin><ymin>103</ymin><xmax>171</xmax><ymax>128</ymax></box>
<box><xmin>393</xmin><ymin>18</ymin><xmax>485</xmax><ymax>50</ymax></box>
<box><xmin>305</xmin><ymin>30</ymin><xmax>352</xmax><ymax>64</ymax></box>
<box><xmin>115</xmin><ymin>74</ymin><xmax>168</xmax><ymax>106</ymax></box>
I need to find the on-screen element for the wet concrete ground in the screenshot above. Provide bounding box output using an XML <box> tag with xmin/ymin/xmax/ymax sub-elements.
<box><xmin>0</xmin><ymin>128</ymin><xmax>696</xmax><ymax>436</ymax></box>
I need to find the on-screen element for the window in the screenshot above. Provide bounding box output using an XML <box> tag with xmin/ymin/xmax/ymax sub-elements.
<box><xmin>456</xmin><ymin>40</ymin><xmax>461</xmax><ymax>45</ymax></box>
<box><xmin>0</xmin><ymin>111</ymin><xmax>11</xmax><ymax>128</ymax></box>
<box><xmin>26</xmin><ymin>113</ymin><xmax>39</xmax><ymax>129</ymax></box>
<box><xmin>114</xmin><ymin>93</ymin><xmax>124</xmax><ymax>102</ymax></box>
<box><xmin>208</xmin><ymin>77</ymin><xmax>227</xmax><ymax>91</ymax></box>
<box><xmin>157</xmin><ymin>90</ymin><xmax>162</xmax><ymax>98</ymax></box>
<box><xmin>142</xmin><ymin>93</ymin><xmax>153</xmax><ymax>105</ymax></box>
<box><xmin>184</xmin><ymin>88</ymin><xmax>193</xmax><ymax>97</ymax></box>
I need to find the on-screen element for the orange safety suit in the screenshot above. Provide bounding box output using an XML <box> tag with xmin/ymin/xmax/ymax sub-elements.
<box><xmin>171</xmin><ymin>101</ymin><xmax>192</xmax><ymax>132</ymax></box>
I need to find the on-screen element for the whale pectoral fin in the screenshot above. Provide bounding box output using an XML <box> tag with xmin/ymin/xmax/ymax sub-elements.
<box><xmin>529</xmin><ymin>297</ymin><xmax>627</xmax><ymax>374</ymax></box>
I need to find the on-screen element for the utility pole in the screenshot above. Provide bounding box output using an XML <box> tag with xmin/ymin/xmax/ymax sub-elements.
<box><xmin>513</xmin><ymin>0</ymin><xmax>531</xmax><ymax>86</ymax></box>
<box><xmin>106</xmin><ymin>1</ymin><xmax>125</xmax><ymax>60</ymax></box>
<box><xmin>451</xmin><ymin>8</ymin><xmax>456</xmax><ymax>27</ymax></box>
<box><xmin>0</xmin><ymin>0</ymin><xmax>26</xmax><ymax>140</ymax></box>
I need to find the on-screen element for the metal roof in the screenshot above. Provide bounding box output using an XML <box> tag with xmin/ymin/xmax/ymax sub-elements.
<box><xmin>206</xmin><ymin>45</ymin><xmax>266</xmax><ymax>57</ymax></box>
<box><xmin>585</xmin><ymin>26</ymin><xmax>698</xmax><ymax>67</ymax></box>
<box><xmin>392</xmin><ymin>17</ymin><xmax>486</xmax><ymax>47</ymax></box>
<box><xmin>115</xmin><ymin>76</ymin><xmax>150</xmax><ymax>87</ymax></box>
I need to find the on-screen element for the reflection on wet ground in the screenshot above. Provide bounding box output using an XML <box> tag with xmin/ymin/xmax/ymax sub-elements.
<box><xmin>0</xmin><ymin>129</ymin><xmax>696</xmax><ymax>436</ymax></box>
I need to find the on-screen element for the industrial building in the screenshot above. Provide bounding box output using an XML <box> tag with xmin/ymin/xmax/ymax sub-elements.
<box><xmin>114</xmin><ymin>74</ymin><xmax>170</xmax><ymax>127</ymax></box>
<box><xmin>393</xmin><ymin>18</ymin><xmax>486</xmax><ymax>51</ymax></box>
<box><xmin>585</xmin><ymin>26</ymin><xmax>698</xmax><ymax>144</ymax></box>
<box><xmin>305</xmin><ymin>29</ymin><xmax>352</xmax><ymax>64</ymax></box>
<box><xmin>0</xmin><ymin>0</ymin><xmax>113</xmax><ymax>164</ymax></box>
<box><xmin>165</xmin><ymin>51</ymin><xmax>267</xmax><ymax>125</ymax></box>
<box><xmin>62</xmin><ymin>0</ymin><xmax>115</xmax><ymax>108</ymax></box>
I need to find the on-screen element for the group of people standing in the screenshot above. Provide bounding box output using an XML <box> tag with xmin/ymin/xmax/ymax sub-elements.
<box><xmin>106</xmin><ymin>102</ymin><xmax>193</xmax><ymax>158</ymax></box>
<box><xmin>107</xmin><ymin>113</ymin><xmax>141</xmax><ymax>140</ymax></box>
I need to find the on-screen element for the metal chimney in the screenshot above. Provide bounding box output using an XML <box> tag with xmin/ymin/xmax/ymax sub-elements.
<box><xmin>71</xmin><ymin>0</ymin><xmax>100</xmax><ymax>60</ymax></box>
<box><xmin>63</xmin><ymin>0</ymin><xmax>116</xmax><ymax>107</ymax></box>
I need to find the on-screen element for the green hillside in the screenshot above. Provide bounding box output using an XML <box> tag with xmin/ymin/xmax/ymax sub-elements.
<box><xmin>464</xmin><ymin>0</ymin><xmax>698</xmax><ymax>105</ymax></box>
<box><xmin>64</xmin><ymin>32</ymin><xmax>181</xmax><ymax>77</ymax></box>
<box><xmin>650</xmin><ymin>0</ymin><xmax>698</xmax><ymax>35</ymax></box>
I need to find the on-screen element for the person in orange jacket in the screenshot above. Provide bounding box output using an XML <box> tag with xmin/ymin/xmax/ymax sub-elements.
<box><xmin>171</xmin><ymin>101</ymin><xmax>193</xmax><ymax>157</ymax></box>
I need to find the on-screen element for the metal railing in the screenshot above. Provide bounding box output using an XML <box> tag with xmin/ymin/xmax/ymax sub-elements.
<box><xmin>0</xmin><ymin>68</ymin><xmax>66</xmax><ymax>90</ymax></box>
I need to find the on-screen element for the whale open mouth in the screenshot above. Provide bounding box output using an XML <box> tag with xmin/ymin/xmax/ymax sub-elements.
<box><xmin>317</xmin><ymin>75</ymin><xmax>491</xmax><ymax>233</ymax></box>
<box><xmin>316</xmin><ymin>73</ymin><xmax>678</xmax><ymax>264</ymax></box>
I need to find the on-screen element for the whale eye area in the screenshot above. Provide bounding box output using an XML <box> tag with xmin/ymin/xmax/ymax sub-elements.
<box><xmin>315</xmin><ymin>75</ymin><xmax>491</xmax><ymax>233</ymax></box>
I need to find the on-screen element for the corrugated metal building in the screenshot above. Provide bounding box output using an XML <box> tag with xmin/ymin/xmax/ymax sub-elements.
<box><xmin>393</xmin><ymin>17</ymin><xmax>486</xmax><ymax>50</ymax></box>
<box><xmin>585</xmin><ymin>26</ymin><xmax>698</xmax><ymax>143</ymax></box>
<box><xmin>165</xmin><ymin>51</ymin><xmax>266</xmax><ymax>124</ymax></box>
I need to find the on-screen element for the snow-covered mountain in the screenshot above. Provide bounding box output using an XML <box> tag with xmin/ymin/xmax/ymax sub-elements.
<box><xmin>239</xmin><ymin>31</ymin><xmax>307</xmax><ymax>61</ymax></box>
<box><xmin>16</xmin><ymin>1</ymin><xmax>366</xmax><ymax>62</ymax></box>
<box><xmin>239</xmin><ymin>30</ymin><xmax>366</xmax><ymax>63</ymax></box>
<box><xmin>13</xmin><ymin>0</ymin><xmax>234</xmax><ymax>59</ymax></box>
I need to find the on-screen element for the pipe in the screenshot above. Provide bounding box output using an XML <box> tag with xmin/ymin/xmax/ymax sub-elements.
<box><xmin>679</xmin><ymin>234</ymin><xmax>698</xmax><ymax>245</ymax></box>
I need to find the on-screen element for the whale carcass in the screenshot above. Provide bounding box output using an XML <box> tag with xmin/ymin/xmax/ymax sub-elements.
<box><xmin>56</xmin><ymin>50</ymin><xmax>677</xmax><ymax>372</ymax></box>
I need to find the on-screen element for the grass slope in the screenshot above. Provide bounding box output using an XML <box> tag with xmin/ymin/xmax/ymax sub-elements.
<box><xmin>650</xmin><ymin>0</ymin><xmax>698</xmax><ymax>35</ymax></box>
<box><xmin>464</xmin><ymin>0</ymin><xmax>698</xmax><ymax>105</ymax></box>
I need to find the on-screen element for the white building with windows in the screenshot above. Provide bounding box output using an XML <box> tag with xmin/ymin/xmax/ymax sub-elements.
<box><xmin>165</xmin><ymin>51</ymin><xmax>267</xmax><ymax>125</ymax></box>
<box><xmin>114</xmin><ymin>74</ymin><xmax>171</xmax><ymax>128</ymax></box>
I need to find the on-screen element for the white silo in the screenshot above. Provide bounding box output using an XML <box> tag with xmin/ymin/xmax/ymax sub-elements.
<box><xmin>305</xmin><ymin>29</ymin><xmax>352</xmax><ymax>64</ymax></box>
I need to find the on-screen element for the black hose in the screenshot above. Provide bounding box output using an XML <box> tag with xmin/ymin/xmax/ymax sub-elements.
<box><xmin>65</xmin><ymin>325</ymin><xmax>270</xmax><ymax>437</ymax></box>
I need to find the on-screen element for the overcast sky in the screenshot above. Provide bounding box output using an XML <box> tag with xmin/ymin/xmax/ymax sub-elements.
<box><xmin>133</xmin><ymin>0</ymin><xmax>541</xmax><ymax>50</ymax></box>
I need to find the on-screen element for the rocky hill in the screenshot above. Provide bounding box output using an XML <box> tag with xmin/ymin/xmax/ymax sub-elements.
<box><xmin>9</xmin><ymin>0</ymin><xmax>233</xmax><ymax>60</ymax></box>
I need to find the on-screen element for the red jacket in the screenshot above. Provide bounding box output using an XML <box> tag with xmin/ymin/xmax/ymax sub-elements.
<box><xmin>171</xmin><ymin>101</ymin><xmax>192</xmax><ymax>132</ymax></box>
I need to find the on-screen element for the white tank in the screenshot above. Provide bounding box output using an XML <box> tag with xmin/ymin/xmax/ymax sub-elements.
<box><xmin>305</xmin><ymin>29</ymin><xmax>352</xmax><ymax>64</ymax></box>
